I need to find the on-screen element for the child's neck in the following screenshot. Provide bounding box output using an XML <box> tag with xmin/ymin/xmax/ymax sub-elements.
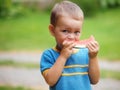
<box><xmin>56</xmin><ymin>45</ymin><xmax>62</xmax><ymax>52</ymax></box>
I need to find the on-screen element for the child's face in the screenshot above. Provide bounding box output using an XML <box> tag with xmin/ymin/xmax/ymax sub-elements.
<box><xmin>49</xmin><ymin>15</ymin><xmax>83</xmax><ymax>49</ymax></box>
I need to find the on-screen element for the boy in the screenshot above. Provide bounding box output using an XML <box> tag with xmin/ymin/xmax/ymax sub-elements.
<box><xmin>40</xmin><ymin>1</ymin><xmax>100</xmax><ymax>90</ymax></box>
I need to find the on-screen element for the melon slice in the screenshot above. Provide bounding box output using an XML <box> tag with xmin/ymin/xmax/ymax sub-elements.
<box><xmin>74</xmin><ymin>36</ymin><xmax>95</xmax><ymax>49</ymax></box>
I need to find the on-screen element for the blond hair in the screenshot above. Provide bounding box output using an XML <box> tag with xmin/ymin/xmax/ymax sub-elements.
<box><xmin>50</xmin><ymin>1</ymin><xmax>84</xmax><ymax>26</ymax></box>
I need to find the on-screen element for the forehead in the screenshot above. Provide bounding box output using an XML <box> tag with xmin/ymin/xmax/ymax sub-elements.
<box><xmin>56</xmin><ymin>15</ymin><xmax>83</xmax><ymax>29</ymax></box>
<box><xmin>55</xmin><ymin>11</ymin><xmax>84</xmax><ymax>24</ymax></box>
<box><xmin>57</xmin><ymin>10</ymin><xmax>83</xmax><ymax>20</ymax></box>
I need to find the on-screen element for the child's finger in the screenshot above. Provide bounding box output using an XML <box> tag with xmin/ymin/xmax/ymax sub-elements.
<box><xmin>63</xmin><ymin>40</ymin><xmax>74</xmax><ymax>47</ymax></box>
<box><xmin>87</xmin><ymin>40</ymin><xmax>99</xmax><ymax>52</ymax></box>
<box><xmin>90</xmin><ymin>35</ymin><xmax>95</xmax><ymax>41</ymax></box>
<box><xmin>69</xmin><ymin>43</ymin><xmax>75</xmax><ymax>49</ymax></box>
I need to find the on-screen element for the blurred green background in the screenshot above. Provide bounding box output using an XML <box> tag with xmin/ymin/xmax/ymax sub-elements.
<box><xmin>0</xmin><ymin>0</ymin><xmax>120</xmax><ymax>89</ymax></box>
<box><xmin>0</xmin><ymin>0</ymin><xmax>120</xmax><ymax>60</ymax></box>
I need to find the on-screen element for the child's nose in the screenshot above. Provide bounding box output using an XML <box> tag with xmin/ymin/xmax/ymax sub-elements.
<box><xmin>67</xmin><ymin>33</ymin><xmax>75</xmax><ymax>40</ymax></box>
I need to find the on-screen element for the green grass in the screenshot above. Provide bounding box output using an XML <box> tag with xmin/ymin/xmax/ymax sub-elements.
<box><xmin>81</xmin><ymin>8</ymin><xmax>120</xmax><ymax>60</ymax></box>
<box><xmin>0</xmin><ymin>86</ymin><xmax>31</xmax><ymax>90</ymax></box>
<box><xmin>0</xmin><ymin>8</ymin><xmax>120</xmax><ymax>60</ymax></box>
<box><xmin>0</xmin><ymin>11</ymin><xmax>55</xmax><ymax>51</ymax></box>
<box><xmin>0</xmin><ymin>60</ymin><xmax>39</xmax><ymax>68</ymax></box>
<box><xmin>101</xmin><ymin>69</ymin><xmax>120</xmax><ymax>80</ymax></box>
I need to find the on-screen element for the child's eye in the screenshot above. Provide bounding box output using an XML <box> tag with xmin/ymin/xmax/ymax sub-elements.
<box><xmin>62</xmin><ymin>30</ymin><xmax>69</xmax><ymax>34</ymax></box>
<box><xmin>62</xmin><ymin>30</ymin><xmax>68</xmax><ymax>32</ymax></box>
<box><xmin>75</xmin><ymin>31</ymin><xmax>80</xmax><ymax>35</ymax></box>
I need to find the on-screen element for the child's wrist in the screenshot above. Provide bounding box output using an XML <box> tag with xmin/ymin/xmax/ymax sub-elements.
<box><xmin>89</xmin><ymin>51</ymin><xmax>98</xmax><ymax>59</ymax></box>
<box><xmin>59</xmin><ymin>54</ymin><xmax>69</xmax><ymax>61</ymax></box>
<box><xmin>89</xmin><ymin>55</ymin><xmax>98</xmax><ymax>60</ymax></box>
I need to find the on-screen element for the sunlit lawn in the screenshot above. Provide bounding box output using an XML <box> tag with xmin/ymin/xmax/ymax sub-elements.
<box><xmin>101</xmin><ymin>69</ymin><xmax>120</xmax><ymax>80</ymax></box>
<box><xmin>0</xmin><ymin>86</ymin><xmax>31</xmax><ymax>90</ymax></box>
<box><xmin>0</xmin><ymin>8</ymin><xmax>120</xmax><ymax>60</ymax></box>
<box><xmin>82</xmin><ymin>8</ymin><xmax>120</xmax><ymax>60</ymax></box>
<box><xmin>0</xmin><ymin>60</ymin><xmax>39</xmax><ymax>68</ymax></box>
<box><xmin>0</xmin><ymin>11</ymin><xmax>53</xmax><ymax>51</ymax></box>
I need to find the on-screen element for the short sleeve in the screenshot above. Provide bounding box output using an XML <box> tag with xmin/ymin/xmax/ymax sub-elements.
<box><xmin>40</xmin><ymin>49</ymin><xmax>55</xmax><ymax>73</ymax></box>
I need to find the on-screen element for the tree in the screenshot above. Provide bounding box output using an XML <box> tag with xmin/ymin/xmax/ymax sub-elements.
<box><xmin>70</xmin><ymin>0</ymin><xmax>99</xmax><ymax>16</ymax></box>
<box><xmin>0</xmin><ymin>0</ymin><xmax>12</xmax><ymax>18</ymax></box>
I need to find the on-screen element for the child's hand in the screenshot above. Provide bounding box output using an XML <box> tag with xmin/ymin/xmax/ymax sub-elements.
<box><xmin>86</xmin><ymin>36</ymin><xmax>99</xmax><ymax>58</ymax></box>
<box><xmin>60</xmin><ymin>40</ymin><xmax>75</xmax><ymax>59</ymax></box>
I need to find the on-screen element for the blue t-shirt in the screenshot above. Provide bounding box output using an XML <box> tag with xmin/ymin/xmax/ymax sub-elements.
<box><xmin>40</xmin><ymin>48</ymin><xmax>92</xmax><ymax>90</ymax></box>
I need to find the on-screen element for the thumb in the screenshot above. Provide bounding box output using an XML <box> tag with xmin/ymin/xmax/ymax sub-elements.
<box><xmin>90</xmin><ymin>35</ymin><xmax>95</xmax><ymax>41</ymax></box>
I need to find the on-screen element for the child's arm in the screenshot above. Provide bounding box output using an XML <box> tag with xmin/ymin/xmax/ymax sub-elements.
<box><xmin>87</xmin><ymin>38</ymin><xmax>100</xmax><ymax>84</ymax></box>
<box><xmin>88</xmin><ymin>56</ymin><xmax>100</xmax><ymax>84</ymax></box>
<box><xmin>42</xmin><ymin>41</ymin><xmax>75</xmax><ymax>86</ymax></box>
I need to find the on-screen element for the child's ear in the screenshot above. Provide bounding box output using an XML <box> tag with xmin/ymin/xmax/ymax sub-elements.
<box><xmin>49</xmin><ymin>24</ymin><xmax>55</xmax><ymax>36</ymax></box>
